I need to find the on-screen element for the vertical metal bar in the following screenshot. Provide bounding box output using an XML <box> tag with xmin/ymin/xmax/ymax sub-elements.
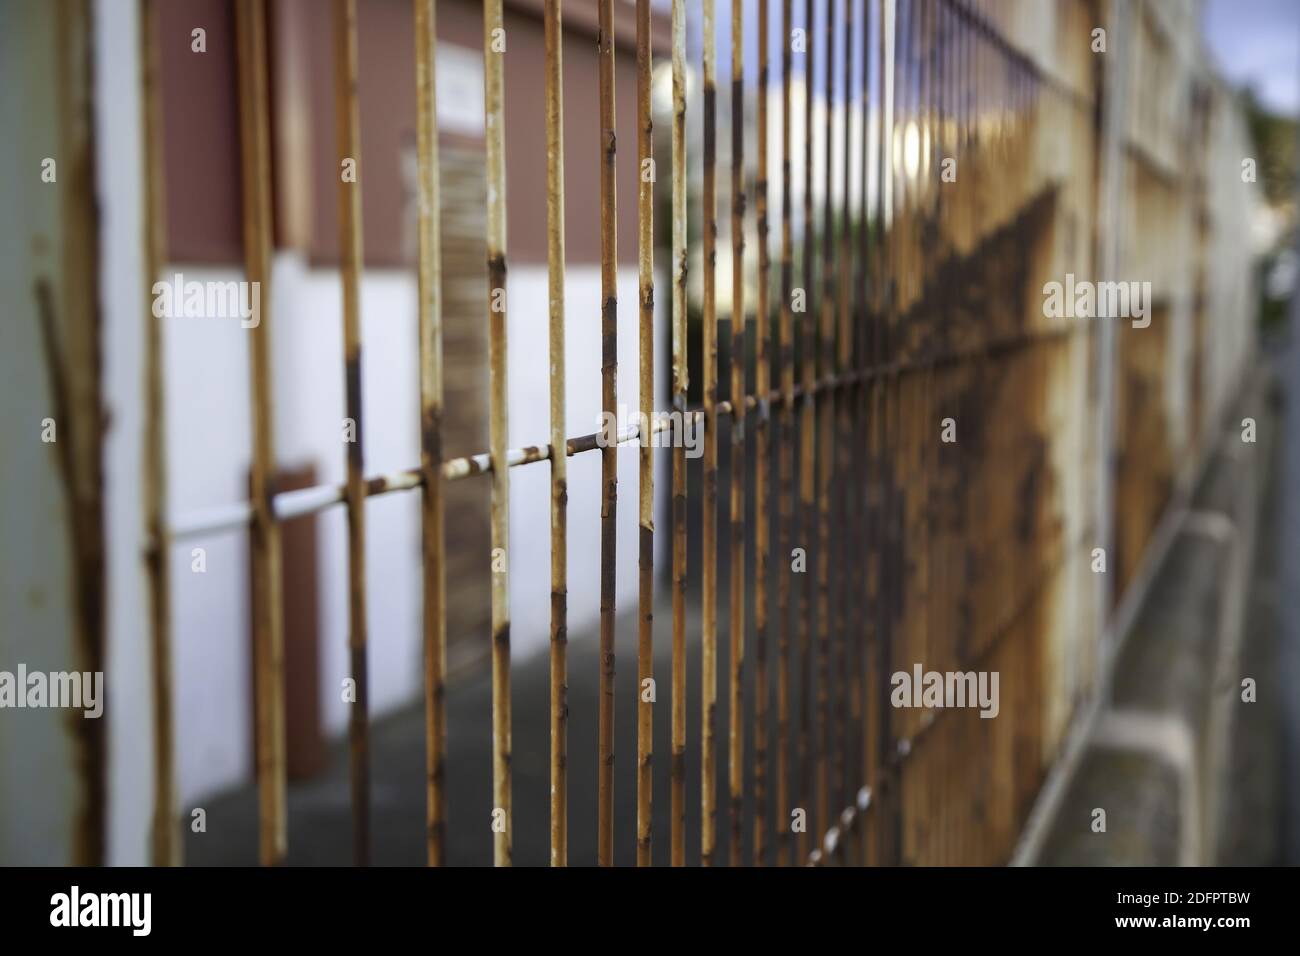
<box><xmin>333</xmin><ymin>0</ymin><xmax>370</xmax><ymax>868</ymax></box>
<box><xmin>841</xmin><ymin>0</ymin><xmax>862</xmax><ymax>838</ymax></box>
<box><xmin>234</xmin><ymin>0</ymin><xmax>287</xmax><ymax>867</ymax></box>
<box><xmin>915</xmin><ymin>0</ymin><xmax>934</xmax><ymax>865</ymax></box>
<box><xmin>835</xmin><ymin>0</ymin><xmax>856</xmax><ymax>821</ymax></box>
<box><xmin>902</xmin><ymin>0</ymin><xmax>920</xmax><ymax>866</ymax></box>
<box><xmin>636</xmin><ymin>0</ymin><xmax>655</xmax><ymax>869</ymax></box>
<box><xmin>413</xmin><ymin>0</ymin><xmax>448</xmax><ymax>868</ymax></box>
<box><xmin>543</xmin><ymin>0</ymin><xmax>568</xmax><ymax>870</ymax></box>
<box><xmin>775</xmin><ymin>0</ymin><xmax>795</xmax><ymax>869</ymax></box>
<box><xmin>829</xmin><ymin>0</ymin><xmax>846</xmax><ymax>834</ymax></box>
<box><xmin>596</xmin><ymin>0</ymin><xmax>618</xmax><ymax>867</ymax></box>
<box><xmin>483</xmin><ymin>0</ymin><xmax>512</xmax><ymax>868</ymax></box>
<box><xmin>816</xmin><ymin>0</ymin><xmax>838</xmax><ymax>850</ymax></box>
<box><xmin>879</xmin><ymin>0</ymin><xmax>898</xmax><ymax>866</ymax></box>
<box><xmin>857</xmin><ymin>0</ymin><xmax>875</xmax><ymax>866</ymax></box>
<box><xmin>670</xmin><ymin>0</ymin><xmax>689</xmax><ymax>869</ymax></box>
<box><xmin>727</xmin><ymin>0</ymin><xmax>746</xmax><ymax>869</ymax></box>
<box><xmin>140</xmin><ymin>0</ymin><xmax>178</xmax><ymax>868</ymax></box>
<box><xmin>855</xmin><ymin>8</ymin><xmax>875</xmax><ymax>855</ymax></box>
<box><xmin>934</xmin><ymin>0</ymin><xmax>952</xmax><ymax>864</ymax></box>
<box><xmin>953</xmin><ymin>5</ymin><xmax>968</xmax><ymax>864</ymax></box>
<box><xmin>894</xmin><ymin>0</ymin><xmax>915</xmax><ymax>865</ymax></box>
<box><xmin>866</xmin><ymin>0</ymin><xmax>884</xmax><ymax>868</ymax></box>
<box><xmin>892</xmin><ymin>27</ymin><xmax>910</xmax><ymax>843</ymax></box>
<box><xmin>752</xmin><ymin>0</ymin><xmax>772</xmax><ymax>869</ymax></box>
<box><xmin>701</xmin><ymin>0</ymin><xmax>719</xmax><ymax>868</ymax></box>
<box><xmin>796</xmin><ymin>0</ymin><xmax>816</xmax><ymax>863</ymax></box>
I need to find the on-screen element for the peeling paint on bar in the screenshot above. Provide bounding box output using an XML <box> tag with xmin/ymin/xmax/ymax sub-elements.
<box><xmin>597</xmin><ymin>0</ymin><xmax>618</xmax><ymax>868</ymax></box>
<box><xmin>776</xmin><ymin>0</ymin><xmax>795</xmax><ymax>868</ymax></box>
<box><xmin>700</xmin><ymin>0</ymin><xmax>719</xmax><ymax>869</ymax></box>
<box><xmin>814</xmin><ymin>0</ymin><xmax>837</xmax><ymax>852</ymax></box>
<box><xmin>413</xmin><ymin>0</ymin><xmax>447</xmax><ymax>868</ymax></box>
<box><xmin>140</xmin><ymin>0</ymin><xmax>178</xmax><ymax>869</ymax></box>
<box><xmin>752</xmin><ymin>0</ymin><xmax>772</xmax><ymax>869</ymax></box>
<box><xmin>483</xmin><ymin>0</ymin><xmax>512</xmax><ymax>869</ymax></box>
<box><xmin>333</xmin><ymin>0</ymin><xmax>370</xmax><ymax>868</ymax></box>
<box><xmin>727</xmin><ymin>0</ymin><xmax>746</xmax><ymax>870</ymax></box>
<box><xmin>635</xmin><ymin>0</ymin><xmax>655</xmax><ymax>869</ymax></box>
<box><xmin>669</xmin><ymin>0</ymin><xmax>688</xmax><ymax>870</ymax></box>
<box><xmin>234</xmin><ymin>0</ymin><xmax>287</xmax><ymax>867</ymax></box>
<box><xmin>797</xmin><ymin>0</ymin><xmax>817</xmax><ymax>864</ymax></box>
<box><xmin>543</xmin><ymin>0</ymin><xmax>568</xmax><ymax>870</ymax></box>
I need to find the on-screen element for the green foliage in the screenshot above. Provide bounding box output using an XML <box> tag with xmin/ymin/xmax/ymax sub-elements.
<box><xmin>1242</xmin><ymin>87</ymin><xmax>1299</xmax><ymax>208</ymax></box>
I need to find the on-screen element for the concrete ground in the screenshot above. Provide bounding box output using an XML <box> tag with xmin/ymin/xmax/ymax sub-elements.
<box><xmin>1036</xmin><ymin>364</ymin><xmax>1290</xmax><ymax>866</ymax></box>
<box><xmin>186</xmin><ymin>587</ymin><xmax>713</xmax><ymax>866</ymax></box>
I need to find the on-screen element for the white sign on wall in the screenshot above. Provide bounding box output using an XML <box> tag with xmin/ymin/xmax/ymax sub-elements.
<box><xmin>436</xmin><ymin>43</ymin><xmax>485</xmax><ymax>138</ymax></box>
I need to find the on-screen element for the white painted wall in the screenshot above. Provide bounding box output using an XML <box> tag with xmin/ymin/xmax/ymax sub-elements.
<box><xmin>163</xmin><ymin>257</ymin><xmax>667</xmax><ymax>805</ymax></box>
<box><xmin>506</xmin><ymin>265</ymin><xmax>671</xmax><ymax>663</ymax></box>
<box><xmin>96</xmin><ymin>0</ymin><xmax>153</xmax><ymax>866</ymax></box>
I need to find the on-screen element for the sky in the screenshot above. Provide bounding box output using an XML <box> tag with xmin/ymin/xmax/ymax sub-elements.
<box><xmin>1202</xmin><ymin>0</ymin><xmax>1299</xmax><ymax>116</ymax></box>
<box><xmin>687</xmin><ymin>0</ymin><xmax>1299</xmax><ymax>119</ymax></box>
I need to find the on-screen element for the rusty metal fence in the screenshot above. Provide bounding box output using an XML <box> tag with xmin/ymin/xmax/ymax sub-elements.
<box><xmin>138</xmin><ymin>0</ymin><xmax>1254</xmax><ymax>867</ymax></box>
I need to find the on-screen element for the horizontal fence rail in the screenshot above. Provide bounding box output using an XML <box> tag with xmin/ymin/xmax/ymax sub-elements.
<box><xmin>142</xmin><ymin>0</ymin><xmax>1255</xmax><ymax>866</ymax></box>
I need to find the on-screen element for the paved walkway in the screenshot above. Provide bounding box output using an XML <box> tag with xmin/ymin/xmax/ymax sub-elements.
<box><xmin>1036</xmin><ymin>366</ymin><xmax>1289</xmax><ymax>865</ymax></box>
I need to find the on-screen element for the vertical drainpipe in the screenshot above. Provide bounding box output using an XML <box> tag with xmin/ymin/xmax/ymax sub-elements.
<box><xmin>57</xmin><ymin>0</ymin><xmax>108</xmax><ymax>867</ymax></box>
<box><xmin>1095</xmin><ymin>0</ymin><xmax>1130</xmax><ymax>688</ymax></box>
